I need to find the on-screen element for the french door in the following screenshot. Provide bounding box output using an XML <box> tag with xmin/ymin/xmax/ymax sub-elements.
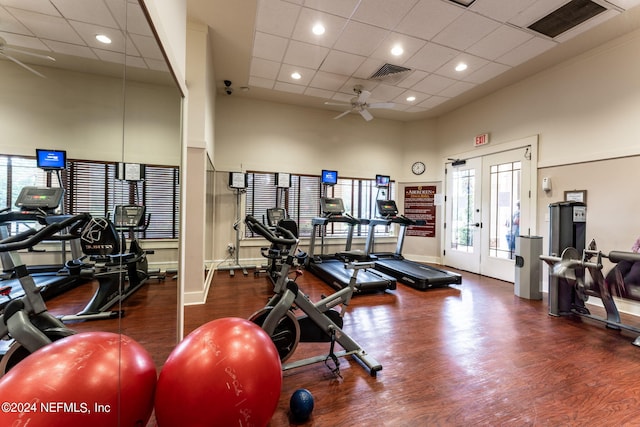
<box><xmin>444</xmin><ymin>146</ymin><xmax>533</xmax><ymax>282</ymax></box>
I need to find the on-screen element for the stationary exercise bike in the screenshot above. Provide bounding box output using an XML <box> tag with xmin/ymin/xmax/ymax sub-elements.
<box><xmin>541</xmin><ymin>239</ymin><xmax>640</xmax><ymax>346</ymax></box>
<box><xmin>245</xmin><ymin>215</ymin><xmax>382</xmax><ymax>377</ymax></box>
<box><xmin>0</xmin><ymin>214</ymin><xmax>91</xmax><ymax>374</ymax></box>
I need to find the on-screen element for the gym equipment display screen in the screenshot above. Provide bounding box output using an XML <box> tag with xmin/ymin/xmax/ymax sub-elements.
<box><xmin>376</xmin><ymin>174</ymin><xmax>390</xmax><ymax>187</ymax></box>
<box><xmin>321</xmin><ymin>170</ymin><xmax>338</xmax><ymax>186</ymax></box>
<box><xmin>36</xmin><ymin>149</ymin><xmax>66</xmax><ymax>170</ymax></box>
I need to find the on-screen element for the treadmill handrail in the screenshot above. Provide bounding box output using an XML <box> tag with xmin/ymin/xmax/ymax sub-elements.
<box><xmin>0</xmin><ymin>213</ymin><xmax>91</xmax><ymax>253</ymax></box>
<box><xmin>245</xmin><ymin>215</ymin><xmax>297</xmax><ymax>247</ymax></box>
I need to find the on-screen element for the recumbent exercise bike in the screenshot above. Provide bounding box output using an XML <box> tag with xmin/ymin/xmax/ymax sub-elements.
<box><xmin>245</xmin><ymin>215</ymin><xmax>382</xmax><ymax>377</ymax></box>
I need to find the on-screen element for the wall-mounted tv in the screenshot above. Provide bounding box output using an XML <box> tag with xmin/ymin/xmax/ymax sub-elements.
<box><xmin>36</xmin><ymin>149</ymin><xmax>67</xmax><ymax>170</ymax></box>
<box><xmin>375</xmin><ymin>174</ymin><xmax>390</xmax><ymax>187</ymax></box>
<box><xmin>321</xmin><ymin>169</ymin><xmax>338</xmax><ymax>186</ymax></box>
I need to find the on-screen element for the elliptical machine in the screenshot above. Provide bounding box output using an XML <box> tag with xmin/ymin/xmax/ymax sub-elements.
<box><xmin>0</xmin><ymin>214</ymin><xmax>90</xmax><ymax>374</ymax></box>
<box><xmin>245</xmin><ymin>215</ymin><xmax>382</xmax><ymax>377</ymax></box>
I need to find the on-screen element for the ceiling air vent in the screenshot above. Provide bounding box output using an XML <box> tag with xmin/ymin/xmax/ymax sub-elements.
<box><xmin>369</xmin><ymin>63</ymin><xmax>411</xmax><ymax>84</ymax></box>
<box><xmin>528</xmin><ymin>0</ymin><xmax>607</xmax><ymax>38</ymax></box>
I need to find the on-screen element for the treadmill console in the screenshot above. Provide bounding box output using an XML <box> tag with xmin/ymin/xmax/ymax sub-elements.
<box><xmin>320</xmin><ymin>198</ymin><xmax>345</xmax><ymax>216</ymax></box>
<box><xmin>376</xmin><ymin>199</ymin><xmax>398</xmax><ymax>217</ymax></box>
<box><xmin>266</xmin><ymin>207</ymin><xmax>286</xmax><ymax>227</ymax></box>
<box><xmin>112</xmin><ymin>205</ymin><xmax>146</xmax><ymax>228</ymax></box>
<box><xmin>15</xmin><ymin>186</ymin><xmax>64</xmax><ymax>212</ymax></box>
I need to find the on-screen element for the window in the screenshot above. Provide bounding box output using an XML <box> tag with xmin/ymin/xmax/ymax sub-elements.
<box><xmin>245</xmin><ymin>171</ymin><xmax>394</xmax><ymax>238</ymax></box>
<box><xmin>0</xmin><ymin>155</ymin><xmax>180</xmax><ymax>239</ymax></box>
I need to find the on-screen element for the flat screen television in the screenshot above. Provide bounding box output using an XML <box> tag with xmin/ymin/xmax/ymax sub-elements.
<box><xmin>375</xmin><ymin>174</ymin><xmax>390</xmax><ymax>187</ymax></box>
<box><xmin>321</xmin><ymin>169</ymin><xmax>338</xmax><ymax>186</ymax></box>
<box><xmin>36</xmin><ymin>149</ymin><xmax>67</xmax><ymax>170</ymax></box>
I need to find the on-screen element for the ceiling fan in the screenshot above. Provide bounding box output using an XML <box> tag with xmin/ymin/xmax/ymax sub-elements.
<box><xmin>325</xmin><ymin>85</ymin><xmax>395</xmax><ymax>121</ymax></box>
<box><xmin>0</xmin><ymin>36</ymin><xmax>55</xmax><ymax>78</ymax></box>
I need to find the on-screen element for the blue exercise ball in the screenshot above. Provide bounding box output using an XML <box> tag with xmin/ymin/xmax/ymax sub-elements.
<box><xmin>290</xmin><ymin>388</ymin><xmax>314</xmax><ymax>422</ymax></box>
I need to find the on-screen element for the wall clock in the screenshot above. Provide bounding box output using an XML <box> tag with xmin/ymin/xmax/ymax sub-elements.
<box><xmin>411</xmin><ymin>161</ymin><xmax>426</xmax><ymax>175</ymax></box>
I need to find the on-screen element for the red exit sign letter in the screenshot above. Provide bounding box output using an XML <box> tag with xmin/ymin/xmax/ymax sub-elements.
<box><xmin>474</xmin><ymin>133</ymin><xmax>489</xmax><ymax>147</ymax></box>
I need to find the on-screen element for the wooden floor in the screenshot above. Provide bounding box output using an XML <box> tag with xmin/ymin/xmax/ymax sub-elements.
<box><xmin>41</xmin><ymin>265</ymin><xmax>640</xmax><ymax>426</ymax></box>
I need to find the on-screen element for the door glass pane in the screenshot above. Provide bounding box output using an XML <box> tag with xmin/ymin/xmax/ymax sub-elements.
<box><xmin>451</xmin><ymin>168</ymin><xmax>475</xmax><ymax>253</ymax></box>
<box><xmin>489</xmin><ymin>161</ymin><xmax>521</xmax><ymax>259</ymax></box>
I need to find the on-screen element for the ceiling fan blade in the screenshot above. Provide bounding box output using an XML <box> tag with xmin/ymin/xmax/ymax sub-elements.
<box><xmin>0</xmin><ymin>52</ymin><xmax>47</xmax><ymax>78</ymax></box>
<box><xmin>357</xmin><ymin>90</ymin><xmax>371</xmax><ymax>104</ymax></box>
<box><xmin>368</xmin><ymin>102</ymin><xmax>395</xmax><ymax>109</ymax></box>
<box><xmin>359</xmin><ymin>109</ymin><xmax>373</xmax><ymax>121</ymax></box>
<box><xmin>4</xmin><ymin>47</ymin><xmax>55</xmax><ymax>62</ymax></box>
<box><xmin>324</xmin><ymin>101</ymin><xmax>351</xmax><ymax>106</ymax></box>
<box><xmin>333</xmin><ymin>110</ymin><xmax>351</xmax><ymax>120</ymax></box>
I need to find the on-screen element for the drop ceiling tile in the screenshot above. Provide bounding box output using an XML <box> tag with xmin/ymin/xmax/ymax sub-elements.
<box><xmin>283</xmin><ymin>39</ymin><xmax>329</xmax><ymax>69</ymax></box>
<box><xmin>70</xmin><ymin>21</ymin><xmax>129</xmax><ymax>52</ymax></box>
<box><xmin>8</xmin><ymin>7</ymin><xmax>84</xmax><ymax>44</ymax></box>
<box><xmin>466</xmin><ymin>24</ymin><xmax>533</xmax><ymax>60</ymax></box>
<box><xmin>469</xmin><ymin>0</ymin><xmax>533</xmax><ymax>23</ymax></box>
<box><xmin>417</xmin><ymin>95</ymin><xmax>449</xmax><ymax>108</ymax></box>
<box><xmin>405</xmin><ymin>105</ymin><xmax>428</xmax><ymax>113</ymax></box>
<box><xmin>93</xmin><ymin>48</ymin><xmax>125</xmax><ymax>64</ymax></box>
<box><xmin>250</xmin><ymin>57</ymin><xmax>280</xmax><ymax>80</ymax></box>
<box><xmin>145</xmin><ymin>57</ymin><xmax>169</xmax><ymax>72</ymax></box>
<box><xmin>309</xmin><ymin>70</ymin><xmax>350</xmax><ymax>91</ymax></box>
<box><xmin>351</xmin><ymin>0</ymin><xmax>418</xmax><ymax>29</ymax></box>
<box><xmin>304</xmin><ymin>86</ymin><xmax>335</xmax><ymax>99</ymax></box>
<box><xmin>51</xmin><ymin>0</ymin><xmax>118</xmax><ymax>28</ymax></box>
<box><xmin>0</xmin><ymin>0</ymin><xmax>59</xmax><ymax>15</ymax></box>
<box><xmin>332</xmin><ymin>20</ymin><xmax>389</xmax><ymax>57</ymax></box>
<box><xmin>125</xmin><ymin>1</ymin><xmax>154</xmax><ymax>36</ymax></box>
<box><xmin>412</xmin><ymin>73</ymin><xmax>456</xmax><ymax>95</ymax></box>
<box><xmin>43</xmin><ymin>39</ymin><xmax>98</xmax><ymax>59</ymax></box>
<box><xmin>274</xmin><ymin>80</ymin><xmax>307</xmax><ymax>94</ymax></box>
<box><xmin>433</xmin><ymin>10</ymin><xmax>501</xmax><ymax>51</ymax></box>
<box><xmin>290</xmin><ymin>8</ymin><xmax>347</xmax><ymax>47</ymax></box>
<box><xmin>0</xmin><ymin>7</ymin><xmax>32</xmax><ymax>34</ymax></box>
<box><xmin>319</xmin><ymin>50</ymin><xmax>366</xmax><ymax>75</ymax></box>
<box><xmin>404</xmin><ymin>42</ymin><xmax>459</xmax><ymax>73</ymax></box>
<box><xmin>554</xmin><ymin>9</ymin><xmax>620</xmax><ymax>43</ymax></box>
<box><xmin>393</xmin><ymin>89</ymin><xmax>431</xmax><ymax>106</ymax></box>
<box><xmin>439</xmin><ymin>80</ymin><xmax>475</xmax><ymax>97</ymax></box>
<box><xmin>370</xmin><ymin>83</ymin><xmax>405</xmax><ymax>101</ymax></box>
<box><xmin>435</xmin><ymin>53</ymin><xmax>489</xmax><ymax>80</ymax></box>
<box><xmin>277</xmin><ymin>63</ymin><xmax>316</xmax><ymax>85</ymax></box>
<box><xmin>125</xmin><ymin>55</ymin><xmax>147</xmax><ymax>69</ymax></box>
<box><xmin>255</xmin><ymin>0</ymin><xmax>300</xmax><ymax>38</ymax></box>
<box><xmin>253</xmin><ymin>31</ymin><xmax>288</xmax><ymax>62</ymax></box>
<box><xmin>370</xmin><ymin>32</ymin><xmax>426</xmax><ymax>64</ymax></box>
<box><xmin>105</xmin><ymin>0</ymin><xmax>126</xmax><ymax>29</ymax></box>
<box><xmin>497</xmin><ymin>36</ymin><xmax>556</xmax><ymax>67</ymax></box>
<box><xmin>130</xmin><ymin>33</ymin><xmax>163</xmax><ymax>60</ymax></box>
<box><xmin>397</xmin><ymin>70</ymin><xmax>429</xmax><ymax>88</ymax></box>
<box><xmin>302</xmin><ymin>0</ymin><xmax>360</xmax><ymax>18</ymax></box>
<box><xmin>0</xmin><ymin>31</ymin><xmax>50</xmax><ymax>50</ymax></box>
<box><xmin>463</xmin><ymin>61</ymin><xmax>510</xmax><ymax>84</ymax></box>
<box><xmin>248</xmin><ymin>75</ymin><xmax>275</xmax><ymax>89</ymax></box>
<box><xmin>338</xmin><ymin>78</ymin><xmax>379</xmax><ymax>95</ymax></box>
<box><xmin>395</xmin><ymin>0</ymin><xmax>464</xmax><ymax>41</ymax></box>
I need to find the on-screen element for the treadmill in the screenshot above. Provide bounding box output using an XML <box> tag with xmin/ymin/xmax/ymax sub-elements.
<box><xmin>305</xmin><ymin>198</ymin><xmax>396</xmax><ymax>293</ymax></box>
<box><xmin>0</xmin><ymin>187</ymin><xmax>85</xmax><ymax>308</ymax></box>
<box><xmin>364</xmin><ymin>199</ymin><xmax>461</xmax><ymax>290</ymax></box>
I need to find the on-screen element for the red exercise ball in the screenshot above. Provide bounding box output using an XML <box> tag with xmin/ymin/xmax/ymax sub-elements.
<box><xmin>0</xmin><ymin>332</ymin><xmax>157</xmax><ymax>427</ymax></box>
<box><xmin>155</xmin><ymin>317</ymin><xmax>282</xmax><ymax>427</ymax></box>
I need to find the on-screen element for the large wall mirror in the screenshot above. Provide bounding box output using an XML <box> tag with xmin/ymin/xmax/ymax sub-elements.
<box><xmin>0</xmin><ymin>0</ymin><xmax>182</xmax><ymax>421</ymax></box>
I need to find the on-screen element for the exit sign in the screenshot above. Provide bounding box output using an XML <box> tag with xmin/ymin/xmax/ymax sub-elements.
<box><xmin>474</xmin><ymin>133</ymin><xmax>489</xmax><ymax>147</ymax></box>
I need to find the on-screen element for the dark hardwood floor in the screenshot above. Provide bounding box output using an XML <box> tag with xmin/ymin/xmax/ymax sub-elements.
<box><xmin>37</xmin><ymin>265</ymin><xmax>640</xmax><ymax>426</ymax></box>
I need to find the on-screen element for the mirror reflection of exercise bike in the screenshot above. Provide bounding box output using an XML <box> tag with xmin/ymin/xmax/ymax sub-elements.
<box><xmin>0</xmin><ymin>214</ymin><xmax>90</xmax><ymax>375</ymax></box>
<box><xmin>245</xmin><ymin>215</ymin><xmax>382</xmax><ymax>377</ymax></box>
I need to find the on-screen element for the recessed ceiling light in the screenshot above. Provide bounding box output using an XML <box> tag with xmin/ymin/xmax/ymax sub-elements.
<box><xmin>95</xmin><ymin>34</ymin><xmax>112</xmax><ymax>44</ymax></box>
<box><xmin>455</xmin><ymin>62</ymin><xmax>468</xmax><ymax>72</ymax></box>
<box><xmin>291</xmin><ymin>72</ymin><xmax>302</xmax><ymax>80</ymax></box>
<box><xmin>406</xmin><ymin>96</ymin><xmax>416</xmax><ymax>102</ymax></box>
<box><xmin>312</xmin><ymin>23</ymin><xmax>325</xmax><ymax>35</ymax></box>
<box><xmin>391</xmin><ymin>45</ymin><xmax>404</xmax><ymax>56</ymax></box>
